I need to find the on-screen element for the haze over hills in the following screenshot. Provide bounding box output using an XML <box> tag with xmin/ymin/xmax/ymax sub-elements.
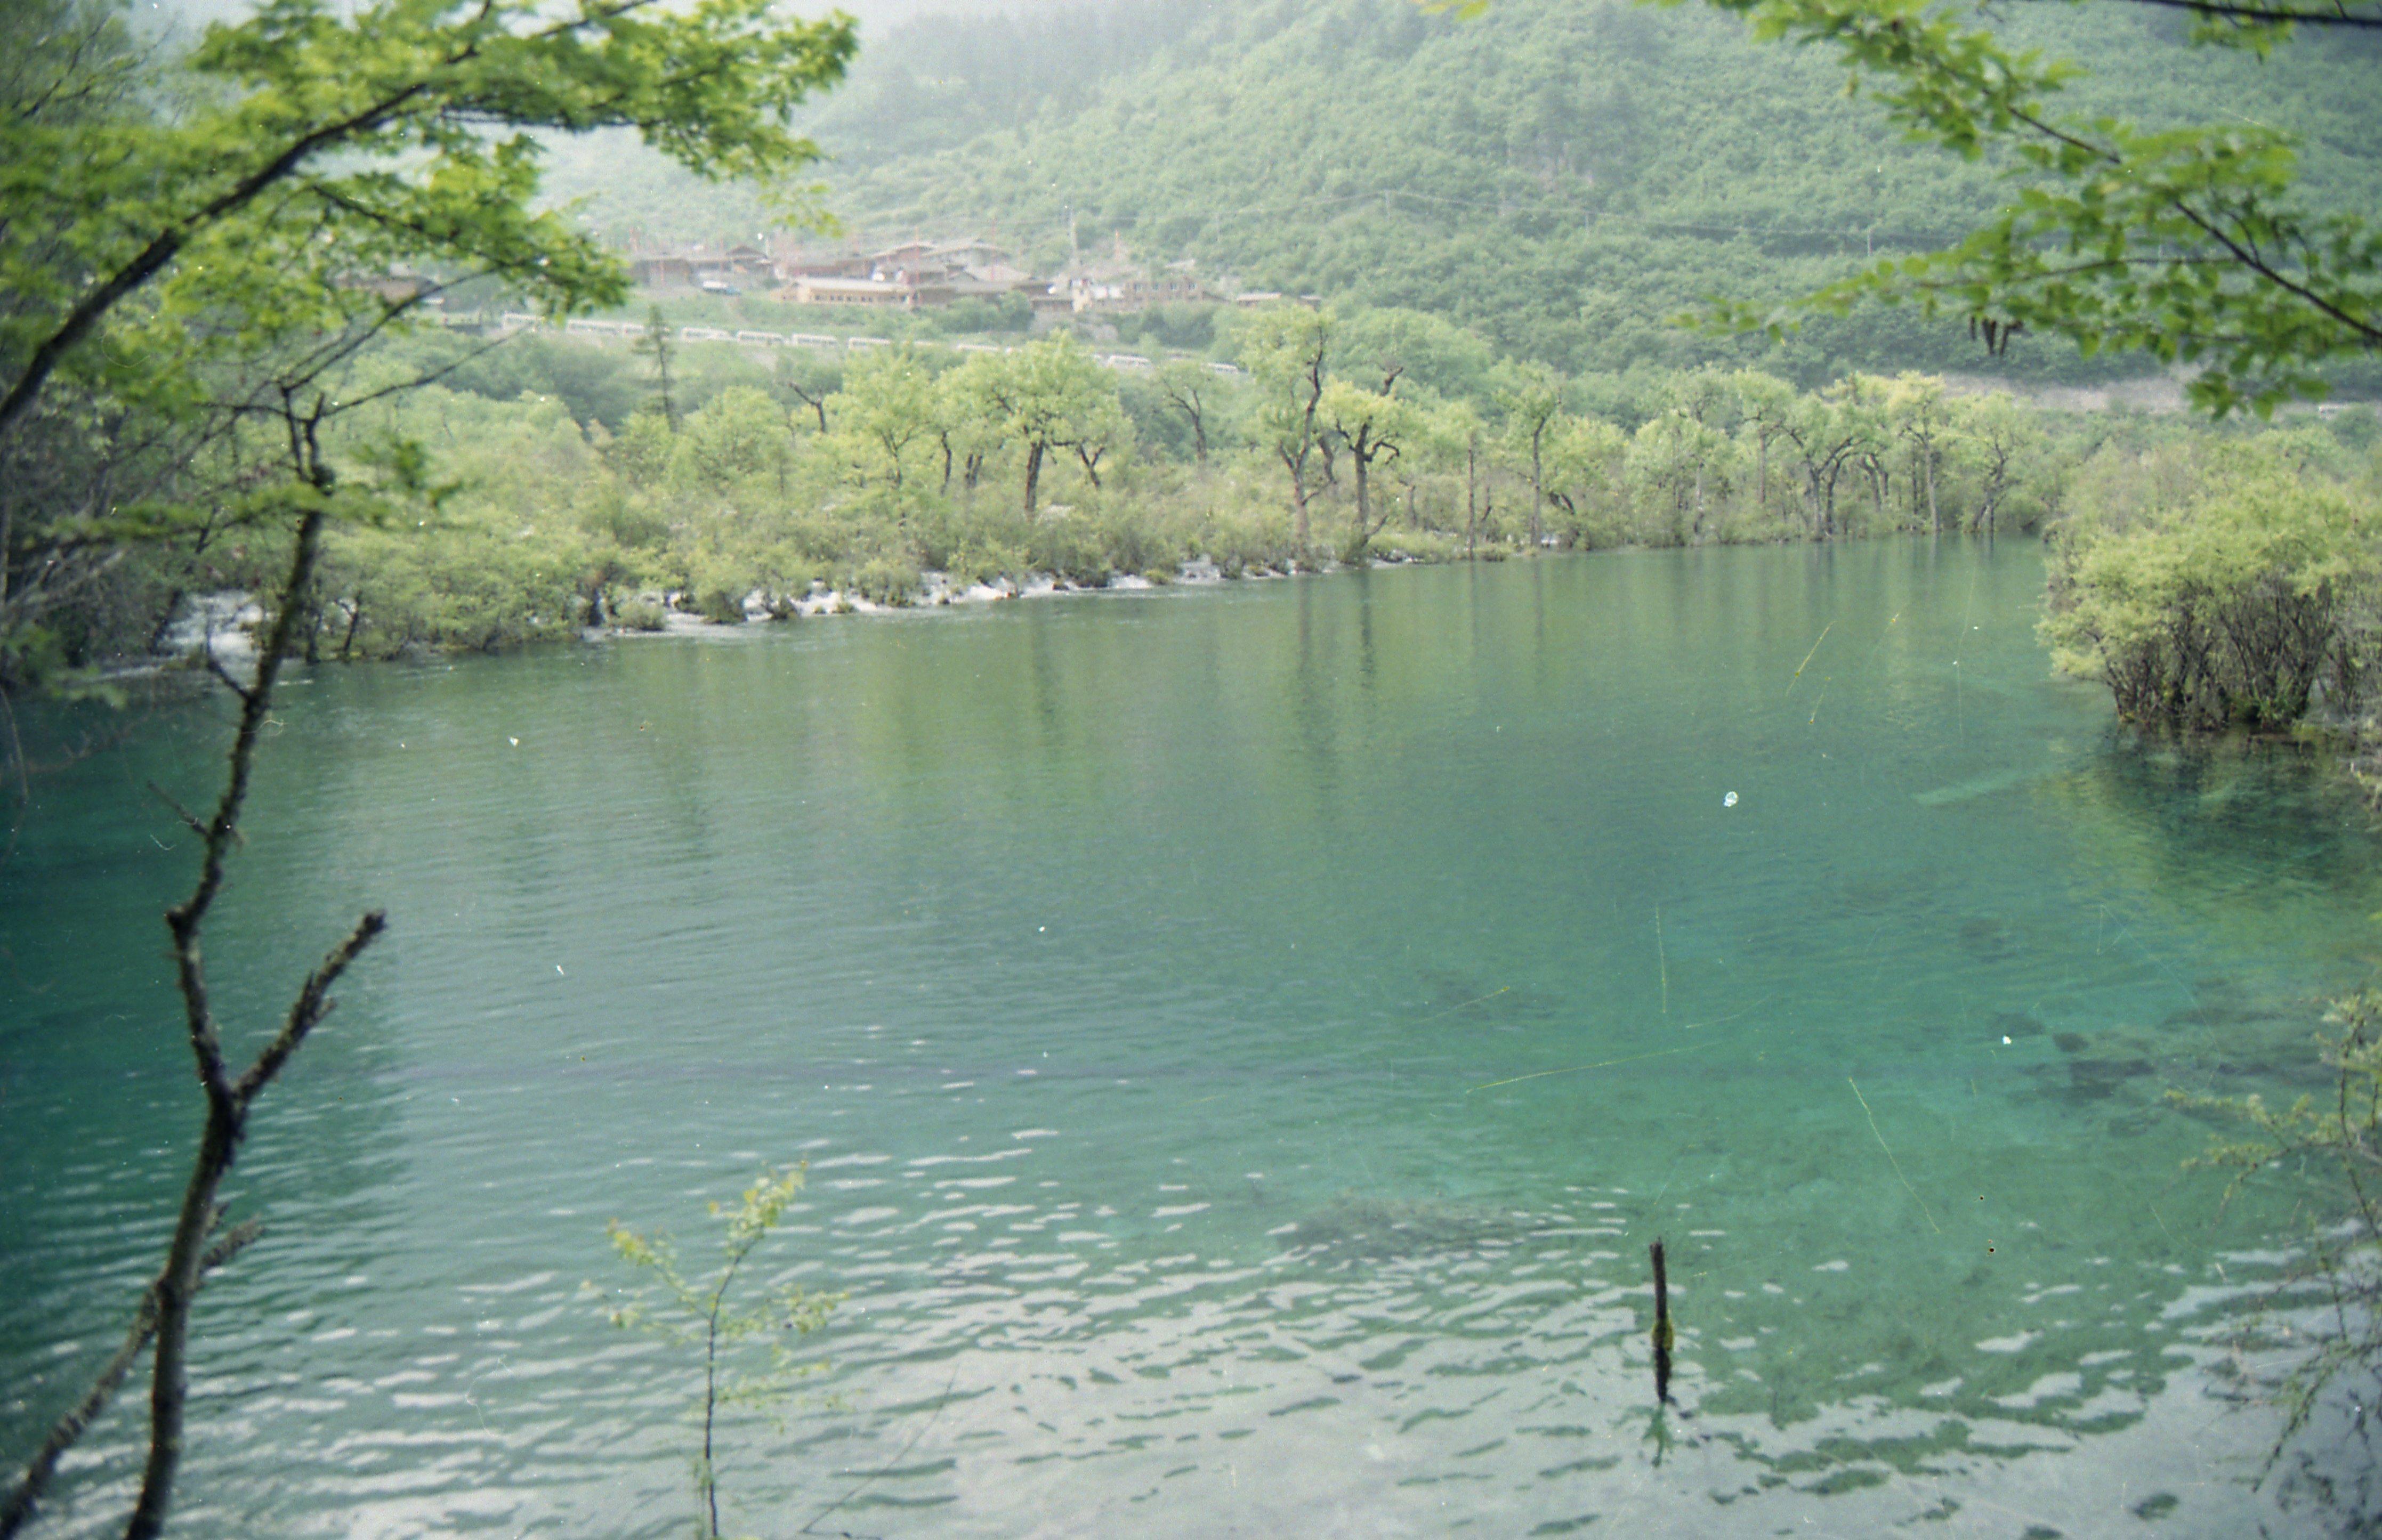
<box><xmin>540</xmin><ymin>0</ymin><xmax>2382</xmax><ymax>392</ymax></box>
<box><xmin>136</xmin><ymin>0</ymin><xmax>1000</xmax><ymax>31</ymax></box>
<box><xmin>134</xmin><ymin>0</ymin><xmax>2382</xmax><ymax>392</ymax></box>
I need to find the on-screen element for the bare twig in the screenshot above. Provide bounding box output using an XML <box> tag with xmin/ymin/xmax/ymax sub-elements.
<box><xmin>2047</xmin><ymin>0</ymin><xmax>2382</xmax><ymax>30</ymax></box>
<box><xmin>146</xmin><ymin>781</ymin><xmax>207</xmax><ymax>840</ymax></box>
<box><xmin>209</xmin><ymin>278</ymin><xmax>514</xmax><ymax>429</ymax></box>
<box><xmin>198</xmin><ymin>649</ymin><xmax>254</xmax><ymax>708</ymax></box>
<box><xmin>233</xmin><ymin>911</ymin><xmax>385</xmax><ymax>1108</ymax></box>
<box><xmin>798</xmin><ymin>1364</ymin><xmax>962</xmax><ymax>1540</ymax></box>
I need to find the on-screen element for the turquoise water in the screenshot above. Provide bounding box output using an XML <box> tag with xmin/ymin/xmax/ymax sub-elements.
<box><xmin>4</xmin><ymin>541</ymin><xmax>2379</xmax><ymax>1537</ymax></box>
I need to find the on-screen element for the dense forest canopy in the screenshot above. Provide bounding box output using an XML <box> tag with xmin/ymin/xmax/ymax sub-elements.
<box><xmin>537</xmin><ymin>0</ymin><xmax>2382</xmax><ymax>392</ymax></box>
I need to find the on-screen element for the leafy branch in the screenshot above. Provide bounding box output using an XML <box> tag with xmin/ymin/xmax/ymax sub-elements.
<box><xmin>0</xmin><ymin>0</ymin><xmax>858</xmax><ymax>441</ymax></box>
<box><xmin>1660</xmin><ymin>0</ymin><xmax>2381</xmax><ymax>415</ymax></box>
<box><xmin>604</xmin><ymin>1167</ymin><xmax>842</xmax><ymax>1540</ymax></box>
<box><xmin>2171</xmin><ymin>988</ymin><xmax>2382</xmax><ymax>1464</ymax></box>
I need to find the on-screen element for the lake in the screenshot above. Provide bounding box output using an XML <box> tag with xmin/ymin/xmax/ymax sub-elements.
<box><xmin>5</xmin><ymin>540</ymin><xmax>2379</xmax><ymax>1537</ymax></box>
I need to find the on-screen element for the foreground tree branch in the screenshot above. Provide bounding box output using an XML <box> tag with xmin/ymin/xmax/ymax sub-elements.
<box><xmin>0</xmin><ymin>0</ymin><xmax>855</xmax><ymax>442</ymax></box>
<box><xmin>1626</xmin><ymin>0</ymin><xmax>2382</xmax><ymax>415</ymax></box>
<box><xmin>0</xmin><ymin>1220</ymin><xmax>258</xmax><ymax>1540</ymax></box>
<box><xmin>0</xmin><ymin>498</ymin><xmax>385</xmax><ymax>1539</ymax></box>
<box><xmin>129</xmin><ymin>502</ymin><xmax>388</xmax><ymax>1540</ymax></box>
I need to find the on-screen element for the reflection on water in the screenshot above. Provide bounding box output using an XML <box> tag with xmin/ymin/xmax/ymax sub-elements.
<box><xmin>3</xmin><ymin>541</ymin><xmax>2379</xmax><ymax>1536</ymax></box>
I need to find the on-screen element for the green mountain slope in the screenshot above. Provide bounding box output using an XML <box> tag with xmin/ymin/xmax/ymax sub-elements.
<box><xmin>544</xmin><ymin>0</ymin><xmax>2382</xmax><ymax>390</ymax></box>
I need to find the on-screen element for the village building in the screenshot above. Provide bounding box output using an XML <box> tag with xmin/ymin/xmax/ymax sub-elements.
<box><xmin>623</xmin><ymin>236</ymin><xmax>773</xmax><ymax>291</ymax></box>
<box><xmin>769</xmin><ymin>235</ymin><xmax>1053</xmax><ymax>311</ymax></box>
<box><xmin>767</xmin><ymin>238</ymin><xmax>875</xmax><ymax>285</ymax></box>
<box><xmin>777</xmin><ymin>276</ymin><xmax>915</xmax><ymax>308</ymax></box>
<box><xmin>1062</xmin><ymin>254</ymin><xmax>1219</xmax><ymax>314</ymax></box>
<box><xmin>866</xmin><ymin>236</ymin><xmax>1007</xmax><ymax>280</ymax></box>
<box><xmin>963</xmin><ymin>261</ymin><xmax>1035</xmax><ymax>288</ymax></box>
<box><xmin>338</xmin><ymin>272</ymin><xmax>431</xmax><ymax>304</ymax></box>
<box><xmin>626</xmin><ymin>228</ymin><xmax>1229</xmax><ymax>317</ymax></box>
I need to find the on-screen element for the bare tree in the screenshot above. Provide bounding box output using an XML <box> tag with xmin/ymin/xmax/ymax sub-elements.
<box><xmin>1153</xmin><ymin>359</ymin><xmax>1214</xmax><ymax>467</ymax></box>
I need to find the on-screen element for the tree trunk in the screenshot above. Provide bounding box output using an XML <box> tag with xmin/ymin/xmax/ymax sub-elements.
<box><xmin>1281</xmin><ymin>444</ymin><xmax>1311</xmax><ymax>551</ymax></box>
<box><xmin>1466</xmin><ymin>442</ymin><xmax>1477</xmax><ymax>559</ymax></box>
<box><xmin>1529</xmin><ymin>428</ymin><xmax>1545</xmax><ymax>549</ymax></box>
<box><xmin>1022</xmin><ymin>440</ymin><xmax>1044</xmax><ymax>516</ymax></box>
<box><xmin>1353</xmin><ymin>448</ymin><xmax>1370</xmax><ymax>552</ymax></box>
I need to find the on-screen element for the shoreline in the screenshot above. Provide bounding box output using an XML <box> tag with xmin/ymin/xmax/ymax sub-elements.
<box><xmin>125</xmin><ymin>533</ymin><xmax>2028</xmax><ymax>675</ymax></box>
<box><xmin>640</xmin><ymin>555</ymin><xmax>1292</xmax><ymax>629</ymax></box>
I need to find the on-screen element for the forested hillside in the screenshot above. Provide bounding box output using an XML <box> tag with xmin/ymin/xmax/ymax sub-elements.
<box><xmin>542</xmin><ymin>0</ymin><xmax>2382</xmax><ymax>392</ymax></box>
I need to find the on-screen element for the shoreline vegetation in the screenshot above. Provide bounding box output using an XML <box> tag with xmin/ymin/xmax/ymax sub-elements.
<box><xmin>55</xmin><ymin>313</ymin><xmax>2381</xmax><ymax>683</ymax></box>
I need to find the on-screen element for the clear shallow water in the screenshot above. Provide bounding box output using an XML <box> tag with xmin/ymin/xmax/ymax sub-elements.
<box><xmin>5</xmin><ymin>541</ymin><xmax>2381</xmax><ymax>1537</ymax></box>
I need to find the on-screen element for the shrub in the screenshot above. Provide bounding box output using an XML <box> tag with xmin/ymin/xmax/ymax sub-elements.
<box><xmin>603</xmin><ymin>1169</ymin><xmax>839</xmax><ymax>1539</ymax></box>
<box><xmin>2041</xmin><ymin>439</ymin><xmax>2378</xmax><ymax>731</ymax></box>
<box><xmin>839</xmin><ymin>554</ymin><xmax>920</xmax><ymax>605</ymax></box>
<box><xmin>1092</xmin><ymin>502</ymin><xmax>1178</xmax><ymax>578</ymax></box>
<box><xmin>942</xmin><ymin>540</ymin><xmax>1027</xmax><ymax>587</ymax></box>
